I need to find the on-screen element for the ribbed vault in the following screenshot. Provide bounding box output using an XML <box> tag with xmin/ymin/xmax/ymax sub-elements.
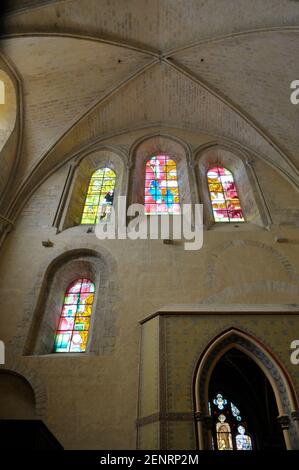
<box><xmin>0</xmin><ymin>0</ymin><xmax>299</xmax><ymax>218</ymax></box>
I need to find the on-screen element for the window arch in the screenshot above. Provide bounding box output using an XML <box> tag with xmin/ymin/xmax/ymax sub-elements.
<box><xmin>144</xmin><ymin>155</ymin><xmax>180</xmax><ymax>214</ymax></box>
<box><xmin>54</xmin><ymin>278</ymin><xmax>95</xmax><ymax>353</ymax></box>
<box><xmin>210</xmin><ymin>392</ymin><xmax>253</xmax><ymax>450</ymax></box>
<box><xmin>207</xmin><ymin>166</ymin><xmax>244</xmax><ymax>222</ymax></box>
<box><xmin>81</xmin><ymin>168</ymin><xmax>116</xmax><ymax>224</ymax></box>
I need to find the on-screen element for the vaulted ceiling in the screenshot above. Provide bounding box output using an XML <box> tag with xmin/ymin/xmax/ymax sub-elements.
<box><xmin>1</xmin><ymin>0</ymin><xmax>299</xmax><ymax>218</ymax></box>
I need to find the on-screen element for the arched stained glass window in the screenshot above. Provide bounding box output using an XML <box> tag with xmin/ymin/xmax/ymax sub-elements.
<box><xmin>236</xmin><ymin>425</ymin><xmax>252</xmax><ymax>450</ymax></box>
<box><xmin>81</xmin><ymin>168</ymin><xmax>116</xmax><ymax>224</ymax></box>
<box><xmin>54</xmin><ymin>278</ymin><xmax>95</xmax><ymax>353</ymax></box>
<box><xmin>209</xmin><ymin>392</ymin><xmax>253</xmax><ymax>450</ymax></box>
<box><xmin>144</xmin><ymin>155</ymin><xmax>180</xmax><ymax>214</ymax></box>
<box><xmin>207</xmin><ymin>166</ymin><xmax>244</xmax><ymax>222</ymax></box>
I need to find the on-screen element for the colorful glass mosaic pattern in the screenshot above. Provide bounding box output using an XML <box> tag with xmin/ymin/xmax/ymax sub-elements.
<box><xmin>207</xmin><ymin>166</ymin><xmax>244</xmax><ymax>222</ymax></box>
<box><xmin>81</xmin><ymin>168</ymin><xmax>116</xmax><ymax>224</ymax></box>
<box><xmin>216</xmin><ymin>414</ymin><xmax>233</xmax><ymax>450</ymax></box>
<box><xmin>231</xmin><ymin>402</ymin><xmax>242</xmax><ymax>421</ymax></box>
<box><xmin>213</xmin><ymin>393</ymin><xmax>228</xmax><ymax>410</ymax></box>
<box><xmin>210</xmin><ymin>392</ymin><xmax>253</xmax><ymax>450</ymax></box>
<box><xmin>54</xmin><ymin>278</ymin><xmax>95</xmax><ymax>353</ymax></box>
<box><xmin>236</xmin><ymin>425</ymin><xmax>253</xmax><ymax>450</ymax></box>
<box><xmin>144</xmin><ymin>155</ymin><xmax>180</xmax><ymax>214</ymax></box>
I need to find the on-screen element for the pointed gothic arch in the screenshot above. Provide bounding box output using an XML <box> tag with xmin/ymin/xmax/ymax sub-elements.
<box><xmin>193</xmin><ymin>328</ymin><xmax>299</xmax><ymax>450</ymax></box>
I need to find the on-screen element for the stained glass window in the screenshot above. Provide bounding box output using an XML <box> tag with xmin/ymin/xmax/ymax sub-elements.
<box><xmin>236</xmin><ymin>425</ymin><xmax>253</xmax><ymax>450</ymax></box>
<box><xmin>54</xmin><ymin>278</ymin><xmax>95</xmax><ymax>353</ymax></box>
<box><xmin>144</xmin><ymin>155</ymin><xmax>180</xmax><ymax>214</ymax></box>
<box><xmin>216</xmin><ymin>414</ymin><xmax>233</xmax><ymax>450</ymax></box>
<box><xmin>213</xmin><ymin>393</ymin><xmax>228</xmax><ymax>410</ymax></box>
<box><xmin>210</xmin><ymin>392</ymin><xmax>253</xmax><ymax>450</ymax></box>
<box><xmin>81</xmin><ymin>168</ymin><xmax>116</xmax><ymax>224</ymax></box>
<box><xmin>231</xmin><ymin>402</ymin><xmax>242</xmax><ymax>421</ymax></box>
<box><xmin>207</xmin><ymin>166</ymin><xmax>244</xmax><ymax>222</ymax></box>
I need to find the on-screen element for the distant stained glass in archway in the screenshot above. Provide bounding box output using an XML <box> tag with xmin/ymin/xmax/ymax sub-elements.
<box><xmin>209</xmin><ymin>392</ymin><xmax>253</xmax><ymax>450</ymax></box>
<box><xmin>216</xmin><ymin>414</ymin><xmax>233</xmax><ymax>450</ymax></box>
<box><xmin>207</xmin><ymin>166</ymin><xmax>244</xmax><ymax>222</ymax></box>
<box><xmin>236</xmin><ymin>425</ymin><xmax>253</xmax><ymax>450</ymax></box>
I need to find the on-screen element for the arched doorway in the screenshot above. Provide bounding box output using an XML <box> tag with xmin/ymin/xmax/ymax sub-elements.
<box><xmin>209</xmin><ymin>348</ymin><xmax>284</xmax><ymax>450</ymax></box>
<box><xmin>0</xmin><ymin>370</ymin><xmax>36</xmax><ymax>419</ymax></box>
<box><xmin>194</xmin><ymin>329</ymin><xmax>299</xmax><ymax>450</ymax></box>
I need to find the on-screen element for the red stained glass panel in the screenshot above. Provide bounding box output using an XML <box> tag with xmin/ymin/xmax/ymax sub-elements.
<box><xmin>207</xmin><ymin>166</ymin><xmax>244</xmax><ymax>222</ymax></box>
<box><xmin>54</xmin><ymin>278</ymin><xmax>95</xmax><ymax>353</ymax></box>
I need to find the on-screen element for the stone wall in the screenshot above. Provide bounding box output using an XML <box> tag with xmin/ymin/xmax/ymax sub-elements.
<box><xmin>0</xmin><ymin>128</ymin><xmax>298</xmax><ymax>449</ymax></box>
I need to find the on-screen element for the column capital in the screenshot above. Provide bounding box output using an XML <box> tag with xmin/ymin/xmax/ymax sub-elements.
<box><xmin>245</xmin><ymin>157</ymin><xmax>255</xmax><ymax>167</ymax></box>
<box><xmin>194</xmin><ymin>411</ymin><xmax>213</xmax><ymax>429</ymax></box>
<box><xmin>194</xmin><ymin>411</ymin><xmax>205</xmax><ymax>422</ymax></box>
<box><xmin>69</xmin><ymin>160</ymin><xmax>80</xmax><ymax>170</ymax></box>
<box><xmin>277</xmin><ymin>415</ymin><xmax>290</xmax><ymax>430</ymax></box>
<box><xmin>0</xmin><ymin>215</ymin><xmax>14</xmax><ymax>236</ymax></box>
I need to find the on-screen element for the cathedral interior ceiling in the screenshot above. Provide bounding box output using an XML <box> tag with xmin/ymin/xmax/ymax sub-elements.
<box><xmin>1</xmin><ymin>0</ymin><xmax>299</xmax><ymax>217</ymax></box>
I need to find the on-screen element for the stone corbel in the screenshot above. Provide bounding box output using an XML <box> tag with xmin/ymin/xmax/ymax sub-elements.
<box><xmin>0</xmin><ymin>214</ymin><xmax>13</xmax><ymax>237</ymax></box>
<box><xmin>0</xmin><ymin>215</ymin><xmax>14</xmax><ymax>248</ymax></box>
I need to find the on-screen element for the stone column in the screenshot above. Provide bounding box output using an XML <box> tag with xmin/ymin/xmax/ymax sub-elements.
<box><xmin>277</xmin><ymin>415</ymin><xmax>292</xmax><ymax>449</ymax></box>
<box><xmin>245</xmin><ymin>157</ymin><xmax>272</xmax><ymax>228</ymax></box>
<box><xmin>53</xmin><ymin>160</ymin><xmax>79</xmax><ymax>232</ymax></box>
<box><xmin>195</xmin><ymin>411</ymin><xmax>213</xmax><ymax>450</ymax></box>
<box><xmin>0</xmin><ymin>215</ymin><xmax>14</xmax><ymax>247</ymax></box>
<box><xmin>291</xmin><ymin>410</ymin><xmax>299</xmax><ymax>448</ymax></box>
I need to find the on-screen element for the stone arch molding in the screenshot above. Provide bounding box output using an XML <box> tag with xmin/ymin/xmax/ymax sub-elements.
<box><xmin>8</xmin><ymin>53</ymin><xmax>299</xmax><ymax>225</ymax></box>
<box><xmin>205</xmin><ymin>239</ymin><xmax>299</xmax><ymax>289</ymax></box>
<box><xmin>0</xmin><ymin>363</ymin><xmax>47</xmax><ymax>418</ymax></box>
<box><xmin>194</xmin><ymin>328</ymin><xmax>299</xmax><ymax>449</ymax></box>
<box><xmin>13</xmin><ymin>244</ymin><xmax>119</xmax><ymax>357</ymax></box>
<box><xmin>128</xmin><ymin>132</ymin><xmax>193</xmax><ymax>168</ymax></box>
